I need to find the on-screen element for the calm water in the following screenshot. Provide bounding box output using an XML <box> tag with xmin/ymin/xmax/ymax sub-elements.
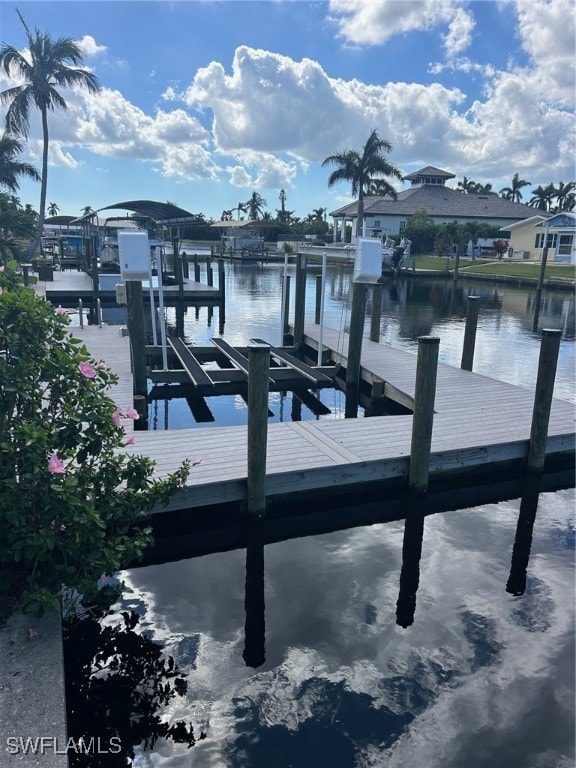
<box><xmin>67</xmin><ymin>262</ymin><xmax>575</xmax><ymax>767</ymax></box>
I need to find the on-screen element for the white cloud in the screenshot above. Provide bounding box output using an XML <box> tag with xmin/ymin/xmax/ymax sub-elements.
<box><xmin>76</xmin><ymin>35</ymin><xmax>106</xmax><ymax>58</ymax></box>
<box><xmin>443</xmin><ymin>7</ymin><xmax>475</xmax><ymax>58</ymax></box>
<box><xmin>327</xmin><ymin>0</ymin><xmax>467</xmax><ymax>48</ymax></box>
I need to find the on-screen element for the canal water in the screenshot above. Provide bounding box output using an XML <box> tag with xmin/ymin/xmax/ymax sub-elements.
<box><xmin>65</xmin><ymin>261</ymin><xmax>575</xmax><ymax>767</ymax></box>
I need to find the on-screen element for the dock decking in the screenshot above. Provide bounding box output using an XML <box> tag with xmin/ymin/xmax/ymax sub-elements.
<box><xmin>72</xmin><ymin>323</ymin><xmax>575</xmax><ymax>517</ymax></box>
<box><xmin>36</xmin><ymin>269</ymin><xmax>221</xmax><ymax>304</ymax></box>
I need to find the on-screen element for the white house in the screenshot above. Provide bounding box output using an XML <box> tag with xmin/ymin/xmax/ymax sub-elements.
<box><xmin>329</xmin><ymin>166</ymin><xmax>537</xmax><ymax>243</ymax></box>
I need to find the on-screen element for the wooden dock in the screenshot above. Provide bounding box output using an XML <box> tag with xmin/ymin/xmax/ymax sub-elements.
<box><xmin>72</xmin><ymin>323</ymin><xmax>575</xmax><ymax>523</ymax></box>
<box><xmin>35</xmin><ymin>270</ymin><xmax>221</xmax><ymax>304</ymax></box>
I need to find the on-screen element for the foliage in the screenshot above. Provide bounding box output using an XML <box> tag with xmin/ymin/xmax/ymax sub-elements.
<box><xmin>402</xmin><ymin>209</ymin><xmax>437</xmax><ymax>254</ymax></box>
<box><xmin>0</xmin><ymin>10</ymin><xmax>101</xmax><ymax>259</ymax></box>
<box><xmin>63</xmin><ymin>607</ymin><xmax>205</xmax><ymax>766</ymax></box>
<box><xmin>0</xmin><ymin>132</ymin><xmax>40</xmax><ymax>192</ymax></box>
<box><xmin>0</xmin><ymin>191</ymin><xmax>36</xmax><ymax>261</ymax></box>
<box><xmin>492</xmin><ymin>239</ymin><xmax>509</xmax><ymax>259</ymax></box>
<box><xmin>0</xmin><ymin>265</ymin><xmax>190</xmax><ymax>614</ymax></box>
<box><xmin>322</xmin><ymin>128</ymin><xmax>402</xmax><ymax>237</ymax></box>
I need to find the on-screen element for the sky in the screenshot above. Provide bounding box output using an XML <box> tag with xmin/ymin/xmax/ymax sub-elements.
<box><xmin>0</xmin><ymin>0</ymin><xmax>574</xmax><ymax>222</ymax></box>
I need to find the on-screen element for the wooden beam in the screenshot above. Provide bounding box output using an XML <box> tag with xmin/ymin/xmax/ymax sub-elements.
<box><xmin>168</xmin><ymin>337</ymin><xmax>215</xmax><ymax>388</ymax></box>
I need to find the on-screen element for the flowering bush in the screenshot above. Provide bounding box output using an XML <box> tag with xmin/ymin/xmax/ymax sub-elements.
<box><xmin>0</xmin><ymin>263</ymin><xmax>190</xmax><ymax>614</ymax></box>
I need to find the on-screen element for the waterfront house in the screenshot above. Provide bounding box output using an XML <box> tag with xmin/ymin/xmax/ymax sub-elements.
<box><xmin>501</xmin><ymin>212</ymin><xmax>576</xmax><ymax>263</ymax></box>
<box><xmin>329</xmin><ymin>166</ymin><xmax>537</xmax><ymax>243</ymax></box>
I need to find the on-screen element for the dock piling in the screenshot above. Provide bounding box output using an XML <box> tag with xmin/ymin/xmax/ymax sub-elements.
<box><xmin>78</xmin><ymin>299</ymin><xmax>84</xmax><ymax>328</ymax></box>
<box><xmin>315</xmin><ymin>275</ymin><xmax>322</xmax><ymax>325</ymax></box>
<box><xmin>126</xmin><ymin>281</ymin><xmax>148</xmax><ymax>398</ymax></box>
<box><xmin>369</xmin><ymin>283</ymin><xmax>383</xmax><ymax>343</ymax></box>
<box><xmin>527</xmin><ymin>329</ymin><xmax>562</xmax><ymax>473</ymax></box>
<box><xmin>282</xmin><ymin>275</ymin><xmax>291</xmax><ymax>344</ymax></box>
<box><xmin>294</xmin><ymin>253</ymin><xmax>307</xmax><ymax>349</ymax></box>
<box><xmin>460</xmin><ymin>295</ymin><xmax>479</xmax><ymax>371</ymax></box>
<box><xmin>345</xmin><ymin>281</ymin><xmax>367</xmax><ymax>388</ymax></box>
<box><xmin>409</xmin><ymin>336</ymin><xmax>440</xmax><ymax>492</ymax></box>
<box><xmin>247</xmin><ymin>343</ymin><xmax>270</xmax><ymax>517</ymax></box>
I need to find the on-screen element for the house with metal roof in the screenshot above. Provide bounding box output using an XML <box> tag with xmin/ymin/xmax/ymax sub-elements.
<box><xmin>329</xmin><ymin>166</ymin><xmax>537</xmax><ymax>242</ymax></box>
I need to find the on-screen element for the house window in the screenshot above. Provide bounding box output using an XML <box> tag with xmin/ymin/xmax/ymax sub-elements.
<box><xmin>558</xmin><ymin>234</ymin><xmax>573</xmax><ymax>255</ymax></box>
<box><xmin>399</xmin><ymin>221</ymin><xmax>406</xmax><ymax>232</ymax></box>
<box><xmin>373</xmin><ymin>220</ymin><xmax>380</xmax><ymax>227</ymax></box>
<box><xmin>535</xmin><ymin>233</ymin><xmax>558</xmax><ymax>248</ymax></box>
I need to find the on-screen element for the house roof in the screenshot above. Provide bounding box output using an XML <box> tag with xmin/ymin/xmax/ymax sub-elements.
<box><xmin>329</xmin><ymin>185</ymin><xmax>536</xmax><ymax>222</ymax></box>
<box><xmin>403</xmin><ymin>166</ymin><xmax>455</xmax><ymax>182</ymax></box>
<box><xmin>499</xmin><ymin>215</ymin><xmax>548</xmax><ymax>231</ymax></box>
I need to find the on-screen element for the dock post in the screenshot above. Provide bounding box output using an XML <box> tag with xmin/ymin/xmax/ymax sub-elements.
<box><xmin>207</xmin><ymin>264</ymin><xmax>214</xmax><ymax>287</ymax></box>
<box><xmin>126</xmin><ymin>280</ymin><xmax>148</xmax><ymax>398</ymax></box>
<box><xmin>315</xmin><ymin>275</ymin><xmax>322</xmax><ymax>325</ymax></box>
<box><xmin>218</xmin><ymin>258</ymin><xmax>226</xmax><ymax>332</ymax></box>
<box><xmin>132</xmin><ymin>393</ymin><xmax>148</xmax><ymax>430</ymax></box>
<box><xmin>460</xmin><ymin>295</ymin><xmax>480</xmax><ymax>371</ymax></box>
<box><xmin>452</xmin><ymin>251</ymin><xmax>460</xmax><ymax>283</ymax></box>
<box><xmin>294</xmin><ymin>253</ymin><xmax>307</xmax><ymax>349</ymax></box>
<box><xmin>194</xmin><ymin>256</ymin><xmax>200</xmax><ymax>283</ymax></box>
<box><xmin>182</xmin><ymin>251</ymin><xmax>189</xmax><ymax>279</ymax></box>
<box><xmin>78</xmin><ymin>299</ymin><xmax>84</xmax><ymax>328</ymax></box>
<box><xmin>247</xmin><ymin>342</ymin><xmax>270</xmax><ymax>517</ymax></box>
<box><xmin>346</xmin><ymin>281</ymin><xmax>367</xmax><ymax>389</ymax></box>
<box><xmin>96</xmin><ymin>298</ymin><xmax>103</xmax><ymax>328</ymax></box>
<box><xmin>409</xmin><ymin>336</ymin><xmax>440</xmax><ymax>492</ymax></box>
<box><xmin>369</xmin><ymin>283</ymin><xmax>383</xmax><ymax>342</ymax></box>
<box><xmin>527</xmin><ymin>328</ymin><xmax>562</xmax><ymax>473</ymax></box>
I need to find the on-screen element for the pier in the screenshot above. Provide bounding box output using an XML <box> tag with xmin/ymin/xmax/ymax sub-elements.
<box><xmin>72</xmin><ymin>321</ymin><xmax>575</xmax><ymax>531</ymax></box>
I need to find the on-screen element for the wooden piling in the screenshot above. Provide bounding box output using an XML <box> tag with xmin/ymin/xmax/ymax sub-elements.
<box><xmin>78</xmin><ymin>299</ymin><xmax>84</xmax><ymax>328</ymax></box>
<box><xmin>126</xmin><ymin>280</ymin><xmax>148</xmax><ymax>398</ymax></box>
<box><xmin>527</xmin><ymin>328</ymin><xmax>562</xmax><ymax>473</ymax></box>
<box><xmin>369</xmin><ymin>283</ymin><xmax>383</xmax><ymax>342</ymax></box>
<box><xmin>194</xmin><ymin>256</ymin><xmax>200</xmax><ymax>283</ymax></box>
<box><xmin>452</xmin><ymin>251</ymin><xmax>460</xmax><ymax>283</ymax></box>
<box><xmin>345</xmin><ymin>281</ymin><xmax>367</xmax><ymax>388</ymax></box>
<box><xmin>409</xmin><ymin>336</ymin><xmax>440</xmax><ymax>492</ymax></box>
<box><xmin>21</xmin><ymin>263</ymin><xmax>32</xmax><ymax>286</ymax></box>
<box><xmin>247</xmin><ymin>343</ymin><xmax>270</xmax><ymax>517</ymax></box>
<box><xmin>461</xmin><ymin>295</ymin><xmax>480</xmax><ymax>371</ymax></box>
<box><xmin>294</xmin><ymin>253</ymin><xmax>307</xmax><ymax>349</ymax></box>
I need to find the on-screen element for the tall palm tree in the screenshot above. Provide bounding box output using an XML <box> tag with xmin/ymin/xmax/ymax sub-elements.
<box><xmin>366</xmin><ymin>178</ymin><xmax>397</xmax><ymax>196</ymax></box>
<box><xmin>529</xmin><ymin>183</ymin><xmax>555</xmax><ymax>211</ymax></box>
<box><xmin>0</xmin><ymin>132</ymin><xmax>40</xmax><ymax>192</ymax></box>
<box><xmin>322</xmin><ymin>129</ymin><xmax>401</xmax><ymax>237</ymax></box>
<box><xmin>499</xmin><ymin>172</ymin><xmax>531</xmax><ymax>202</ymax></box>
<box><xmin>47</xmin><ymin>201</ymin><xmax>59</xmax><ymax>216</ymax></box>
<box><xmin>0</xmin><ymin>190</ymin><xmax>35</xmax><ymax>261</ymax></box>
<box><xmin>245</xmin><ymin>191</ymin><xmax>267</xmax><ymax>221</ymax></box>
<box><xmin>0</xmin><ymin>10</ymin><xmax>101</xmax><ymax>258</ymax></box>
<box><xmin>553</xmin><ymin>181</ymin><xmax>576</xmax><ymax>212</ymax></box>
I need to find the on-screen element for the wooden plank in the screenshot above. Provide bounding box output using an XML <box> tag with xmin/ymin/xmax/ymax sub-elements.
<box><xmin>251</xmin><ymin>337</ymin><xmax>334</xmax><ymax>384</ymax></box>
<box><xmin>168</xmin><ymin>337</ymin><xmax>215</xmax><ymax>388</ymax></box>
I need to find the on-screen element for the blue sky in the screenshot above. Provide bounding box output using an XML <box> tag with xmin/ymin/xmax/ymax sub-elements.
<box><xmin>0</xmin><ymin>0</ymin><xmax>574</xmax><ymax>222</ymax></box>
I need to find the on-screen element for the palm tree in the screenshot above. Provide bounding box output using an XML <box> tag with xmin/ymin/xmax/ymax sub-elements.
<box><xmin>529</xmin><ymin>183</ymin><xmax>555</xmax><ymax>211</ymax></box>
<box><xmin>457</xmin><ymin>176</ymin><xmax>478</xmax><ymax>194</ymax></box>
<box><xmin>81</xmin><ymin>205</ymin><xmax>93</xmax><ymax>216</ymax></box>
<box><xmin>47</xmin><ymin>201</ymin><xmax>59</xmax><ymax>217</ymax></box>
<box><xmin>245</xmin><ymin>191</ymin><xmax>267</xmax><ymax>220</ymax></box>
<box><xmin>0</xmin><ymin>190</ymin><xmax>35</xmax><ymax>260</ymax></box>
<box><xmin>499</xmin><ymin>172</ymin><xmax>531</xmax><ymax>202</ymax></box>
<box><xmin>553</xmin><ymin>181</ymin><xmax>576</xmax><ymax>212</ymax></box>
<box><xmin>0</xmin><ymin>10</ymin><xmax>101</xmax><ymax>258</ymax></box>
<box><xmin>366</xmin><ymin>178</ymin><xmax>397</xmax><ymax>196</ymax></box>
<box><xmin>220</xmin><ymin>209</ymin><xmax>233</xmax><ymax>221</ymax></box>
<box><xmin>322</xmin><ymin>129</ymin><xmax>401</xmax><ymax>237</ymax></box>
<box><xmin>0</xmin><ymin>132</ymin><xmax>40</xmax><ymax>192</ymax></box>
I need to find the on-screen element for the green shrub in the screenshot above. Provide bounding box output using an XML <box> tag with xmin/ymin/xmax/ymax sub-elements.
<box><xmin>0</xmin><ymin>263</ymin><xmax>190</xmax><ymax>614</ymax></box>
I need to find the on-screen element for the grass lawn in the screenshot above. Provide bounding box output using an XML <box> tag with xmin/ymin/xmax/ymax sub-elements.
<box><xmin>410</xmin><ymin>255</ymin><xmax>575</xmax><ymax>283</ymax></box>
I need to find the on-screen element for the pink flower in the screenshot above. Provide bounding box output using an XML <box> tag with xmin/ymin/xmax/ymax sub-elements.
<box><xmin>125</xmin><ymin>407</ymin><xmax>140</xmax><ymax>420</ymax></box>
<box><xmin>124</xmin><ymin>435</ymin><xmax>135</xmax><ymax>446</ymax></box>
<box><xmin>111</xmin><ymin>409</ymin><xmax>122</xmax><ymax>427</ymax></box>
<box><xmin>0</xmin><ymin>287</ymin><xmax>3</xmax><ymax>296</ymax></box>
<box><xmin>97</xmin><ymin>360</ymin><xmax>107</xmax><ymax>370</ymax></box>
<box><xmin>78</xmin><ymin>361</ymin><xmax>96</xmax><ymax>379</ymax></box>
<box><xmin>56</xmin><ymin>305</ymin><xmax>67</xmax><ymax>315</ymax></box>
<box><xmin>192</xmin><ymin>457</ymin><xmax>202</xmax><ymax>466</ymax></box>
<box><xmin>48</xmin><ymin>452</ymin><xmax>66</xmax><ymax>474</ymax></box>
